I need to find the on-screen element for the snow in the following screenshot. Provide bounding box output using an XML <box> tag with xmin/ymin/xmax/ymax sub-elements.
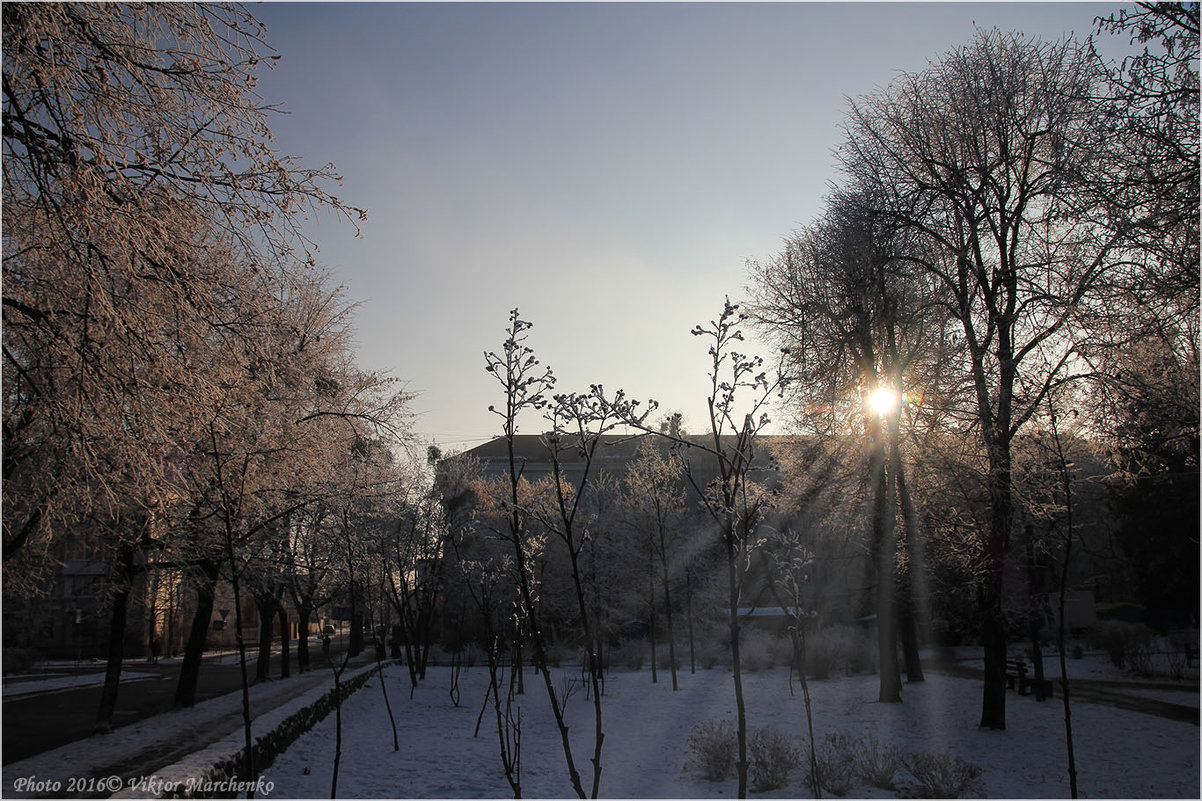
<box><xmin>263</xmin><ymin>663</ymin><xmax>1200</xmax><ymax>799</ymax></box>
<box><xmin>3</xmin><ymin>651</ymin><xmax>1196</xmax><ymax>799</ymax></box>
<box><xmin>2</xmin><ymin>662</ymin><xmax>373</xmax><ymax>799</ymax></box>
<box><xmin>2</xmin><ymin>671</ymin><xmax>159</xmax><ymax>698</ymax></box>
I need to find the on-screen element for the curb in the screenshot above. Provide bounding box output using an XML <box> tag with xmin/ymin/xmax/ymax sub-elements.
<box><xmin>113</xmin><ymin>661</ymin><xmax>390</xmax><ymax>799</ymax></box>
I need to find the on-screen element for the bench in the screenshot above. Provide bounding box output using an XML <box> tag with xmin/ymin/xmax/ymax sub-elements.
<box><xmin>1004</xmin><ymin>658</ymin><xmax>1029</xmax><ymax>694</ymax></box>
<box><xmin>1005</xmin><ymin>657</ymin><xmax>1053</xmax><ymax>699</ymax></box>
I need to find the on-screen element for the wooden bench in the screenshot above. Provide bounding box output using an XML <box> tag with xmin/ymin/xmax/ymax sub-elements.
<box><xmin>1005</xmin><ymin>658</ymin><xmax>1029</xmax><ymax>694</ymax></box>
<box><xmin>1005</xmin><ymin>657</ymin><xmax>1054</xmax><ymax>699</ymax></box>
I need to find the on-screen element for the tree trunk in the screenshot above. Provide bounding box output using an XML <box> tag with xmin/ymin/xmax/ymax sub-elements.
<box><xmin>979</xmin><ymin>442</ymin><xmax>1012</xmax><ymax>730</ymax></box>
<box><xmin>297</xmin><ymin>607</ymin><xmax>312</xmax><ymax>673</ymax></box>
<box><xmin>661</xmin><ymin>550</ymin><xmax>679</xmax><ymax>691</ymax></box>
<box><xmin>648</xmin><ymin>565</ymin><xmax>658</xmax><ymax>684</ymax></box>
<box><xmin>686</xmin><ymin>569</ymin><xmax>696</xmax><ymax>675</ymax></box>
<box><xmin>278</xmin><ymin>605</ymin><xmax>291</xmax><ymax>679</ymax></box>
<box><xmin>895</xmin><ymin>436</ymin><xmax>925</xmax><ymax>684</ymax></box>
<box><xmin>95</xmin><ymin>542</ymin><xmax>135</xmax><ymax>733</ymax></box>
<box><xmin>349</xmin><ymin>610</ymin><xmax>364</xmax><ymax>657</ymax></box>
<box><xmin>174</xmin><ymin>559</ymin><xmax>220</xmax><ymax>708</ymax></box>
<box><xmin>900</xmin><ymin>599</ymin><xmax>924</xmax><ymax>683</ymax></box>
<box><xmin>727</xmin><ymin>537</ymin><xmax>749</xmax><ymax>799</ymax></box>
<box><xmin>871</xmin><ymin>437</ymin><xmax>902</xmax><ymax>703</ymax></box>
<box><xmin>980</xmin><ymin>575</ymin><xmax>1008</xmax><ymax>729</ymax></box>
<box><xmin>255</xmin><ymin>594</ymin><xmax>274</xmax><ymax>683</ymax></box>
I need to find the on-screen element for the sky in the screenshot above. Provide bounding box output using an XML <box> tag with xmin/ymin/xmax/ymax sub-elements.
<box><xmin>247</xmin><ymin>1</ymin><xmax>1132</xmax><ymax>452</ymax></box>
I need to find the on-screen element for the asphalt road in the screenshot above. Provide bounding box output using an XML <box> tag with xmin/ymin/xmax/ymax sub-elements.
<box><xmin>2</xmin><ymin>645</ymin><xmax>350</xmax><ymax>765</ymax></box>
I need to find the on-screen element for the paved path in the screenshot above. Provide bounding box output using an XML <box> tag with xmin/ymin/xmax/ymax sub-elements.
<box><xmin>3</xmin><ymin>652</ymin><xmax>382</xmax><ymax>799</ymax></box>
<box><xmin>2</xmin><ymin>644</ymin><xmax>356</xmax><ymax>765</ymax></box>
<box><xmin>927</xmin><ymin>659</ymin><xmax>1199</xmax><ymax>725</ymax></box>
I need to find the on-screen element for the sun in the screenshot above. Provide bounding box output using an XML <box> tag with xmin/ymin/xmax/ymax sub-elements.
<box><xmin>867</xmin><ymin>386</ymin><xmax>899</xmax><ymax>416</ymax></box>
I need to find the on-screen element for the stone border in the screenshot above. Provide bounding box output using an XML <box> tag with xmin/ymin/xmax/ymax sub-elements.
<box><xmin>114</xmin><ymin>661</ymin><xmax>389</xmax><ymax>799</ymax></box>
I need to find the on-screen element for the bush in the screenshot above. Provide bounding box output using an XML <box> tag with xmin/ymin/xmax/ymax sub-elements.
<box><xmin>654</xmin><ymin>642</ymin><xmax>680</xmax><ymax>671</ymax></box>
<box><xmin>748</xmin><ymin>727</ymin><xmax>800</xmax><ymax>792</ymax></box>
<box><xmin>904</xmin><ymin>752</ymin><xmax>984</xmax><ymax>798</ymax></box>
<box><xmin>694</xmin><ymin>635</ymin><xmax>723</xmax><ymax>670</ymax></box>
<box><xmin>812</xmin><ymin>732</ymin><xmax>860</xmax><ymax>796</ymax></box>
<box><xmin>1166</xmin><ymin>630</ymin><xmax>1198</xmax><ymax>679</ymax></box>
<box><xmin>687</xmin><ymin>719</ymin><xmax>737</xmax><ymax>781</ymax></box>
<box><xmin>740</xmin><ymin>630</ymin><xmax>778</xmax><ymax>672</ymax></box>
<box><xmin>1087</xmin><ymin>620</ymin><xmax>1153</xmax><ymax>669</ymax></box>
<box><xmin>611</xmin><ymin>642</ymin><xmax>645</xmax><ymax>671</ymax></box>
<box><xmin>803</xmin><ymin>634</ymin><xmax>834</xmax><ymax>679</ymax></box>
<box><xmin>855</xmin><ymin>733</ymin><xmax>904</xmax><ymax>790</ymax></box>
<box><xmin>2</xmin><ymin>648</ymin><xmax>39</xmax><ymax>675</ymax></box>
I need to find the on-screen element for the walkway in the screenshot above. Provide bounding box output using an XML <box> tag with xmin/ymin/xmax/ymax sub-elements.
<box><xmin>3</xmin><ymin>648</ymin><xmax>379</xmax><ymax>799</ymax></box>
<box><xmin>927</xmin><ymin>659</ymin><xmax>1199</xmax><ymax>726</ymax></box>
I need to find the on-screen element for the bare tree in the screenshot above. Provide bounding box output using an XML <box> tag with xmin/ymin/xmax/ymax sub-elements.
<box><xmin>748</xmin><ymin>186</ymin><xmax>949</xmax><ymax>702</ymax></box>
<box><xmin>839</xmin><ymin>31</ymin><xmax>1115</xmax><ymax>729</ymax></box>
<box><xmin>602</xmin><ymin>298</ymin><xmax>785</xmax><ymax>799</ymax></box>
<box><xmin>2</xmin><ymin>3</ymin><xmax>362</xmax><ymax>579</ymax></box>
<box><xmin>621</xmin><ymin>441</ymin><xmax>687</xmax><ymax>690</ymax></box>
<box><xmin>484</xmin><ymin>309</ymin><xmax>594</xmax><ymax>799</ymax></box>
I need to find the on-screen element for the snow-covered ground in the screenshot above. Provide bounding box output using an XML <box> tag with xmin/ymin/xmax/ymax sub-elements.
<box><xmin>2</xmin><ymin>662</ymin><xmax>370</xmax><ymax>799</ymax></box>
<box><xmin>264</xmin><ymin>662</ymin><xmax>1199</xmax><ymax>799</ymax></box>
<box><xmin>2</xmin><ymin>671</ymin><xmax>160</xmax><ymax>698</ymax></box>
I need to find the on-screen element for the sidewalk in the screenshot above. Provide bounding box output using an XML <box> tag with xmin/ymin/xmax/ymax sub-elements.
<box><xmin>927</xmin><ymin>656</ymin><xmax>1199</xmax><ymax>725</ymax></box>
<box><xmin>3</xmin><ymin>643</ymin><xmax>355</xmax><ymax>764</ymax></box>
<box><xmin>3</xmin><ymin>652</ymin><xmax>379</xmax><ymax>798</ymax></box>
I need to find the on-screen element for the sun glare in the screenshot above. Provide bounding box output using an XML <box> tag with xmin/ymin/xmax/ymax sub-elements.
<box><xmin>867</xmin><ymin>387</ymin><xmax>899</xmax><ymax>416</ymax></box>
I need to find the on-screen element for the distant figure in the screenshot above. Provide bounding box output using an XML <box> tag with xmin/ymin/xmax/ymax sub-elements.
<box><xmin>322</xmin><ymin>635</ymin><xmax>332</xmax><ymax>658</ymax></box>
<box><xmin>150</xmin><ymin>637</ymin><xmax>161</xmax><ymax>664</ymax></box>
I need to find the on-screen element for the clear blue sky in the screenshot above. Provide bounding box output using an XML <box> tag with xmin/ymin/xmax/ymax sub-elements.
<box><xmin>249</xmin><ymin>1</ymin><xmax>1129</xmax><ymax>451</ymax></box>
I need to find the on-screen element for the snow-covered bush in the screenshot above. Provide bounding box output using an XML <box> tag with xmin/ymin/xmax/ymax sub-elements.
<box><xmin>740</xmin><ymin>630</ymin><xmax>778</xmax><ymax>672</ymax></box>
<box><xmin>654</xmin><ymin>643</ymin><xmax>680</xmax><ymax>670</ymax></box>
<box><xmin>811</xmin><ymin>732</ymin><xmax>859</xmax><ymax>796</ymax></box>
<box><xmin>695</xmin><ymin>634</ymin><xmax>724</xmax><ymax>670</ymax></box>
<box><xmin>855</xmin><ymin>733</ymin><xmax>904</xmax><ymax>790</ymax></box>
<box><xmin>614</xmin><ymin>642</ymin><xmax>645</xmax><ymax>671</ymax></box>
<box><xmin>543</xmin><ymin>641</ymin><xmax>572</xmax><ymax>668</ymax></box>
<box><xmin>1166</xmin><ymin>630</ymin><xmax>1198</xmax><ymax>679</ymax></box>
<box><xmin>904</xmin><ymin>752</ymin><xmax>984</xmax><ymax>798</ymax></box>
<box><xmin>748</xmin><ymin>726</ymin><xmax>800</xmax><ymax>792</ymax></box>
<box><xmin>1087</xmin><ymin>620</ymin><xmax>1153</xmax><ymax>669</ymax></box>
<box><xmin>803</xmin><ymin>634</ymin><xmax>835</xmax><ymax>678</ymax></box>
<box><xmin>815</xmin><ymin>625</ymin><xmax>877</xmax><ymax>675</ymax></box>
<box><xmin>687</xmin><ymin>719</ymin><xmax>736</xmax><ymax>781</ymax></box>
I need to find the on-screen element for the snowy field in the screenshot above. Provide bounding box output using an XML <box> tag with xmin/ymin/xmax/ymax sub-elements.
<box><xmin>264</xmin><ymin>663</ymin><xmax>1199</xmax><ymax>799</ymax></box>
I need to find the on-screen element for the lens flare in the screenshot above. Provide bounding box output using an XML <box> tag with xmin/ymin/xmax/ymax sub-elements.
<box><xmin>868</xmin><ymin>387</ymin><xmax>898</xmax><ymax>416</ymax></box>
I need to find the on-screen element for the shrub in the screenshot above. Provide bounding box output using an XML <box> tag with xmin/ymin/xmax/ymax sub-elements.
<box><xmin>1166</xmin><ymin>630</ymin><xmax>1198</xmax><ymax>680</ymax></box>
<box><xmin>2</xmin><ymin>648</ymin><xmax>39</xmax><ymax>675</ymax></box>
<box><xmin>905</xmin><ymin>752</ymin><xmax>984</xmax><ymax>798</ymax></box>
<box><xmin>855</xmin><ymin>733</ymin><xmax>904</xmax><ymax>790</ymax></box>
<box><xmin>1127</xmin><ymin>638</ymin><xmax>1156</xmax><ymax>676</ymax></box>
<box><xmin>654</xmin><ymin>642</ymin><xmax>680</xmax><ymax>671</ymax></box>
<box><xmin>740</xmin><ymin>630</ymin><xmax>778</xmax><ymax>672</ymax></box>
<box><xmin>846</xmin><ymin>632</ymin><xmax>878</xmax><ymax>675</ymax></box>
<box><xmin>803</xmin><ymin>634</ymin><xmax>834</xmax><ymax>679</ymax></box>
<box><xmin>687</xmin><ymin>719</ymin><xmax>736</xmax><ymax>781</ymax></box>
<box><xmin>1087</xmin><ymin>620</ymin><xmax>1153</xmax><ymax>669</ymax></box>
<box><xmin>748</xmin><ymin>727</ymin><xmax>800</xmax><ymax>792</ymax></box>
<box><xmin>818</xmin><ymin>625</ymin><xmax>877</xmax><ymax>675</ymax></box>
<box><xmin>812</xmin><ymin>732</ymin><xmax>859</xmax><ymax>796</ymax></box>
<box><xmin>610</xmin><ymin>642</ymin><xmax>645</xmax><ymax>671</ymax></box>
<box><xmin>694</xmin><ymin>635</ymin><xmax>723</xmax><ymax>670</ymax></box>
